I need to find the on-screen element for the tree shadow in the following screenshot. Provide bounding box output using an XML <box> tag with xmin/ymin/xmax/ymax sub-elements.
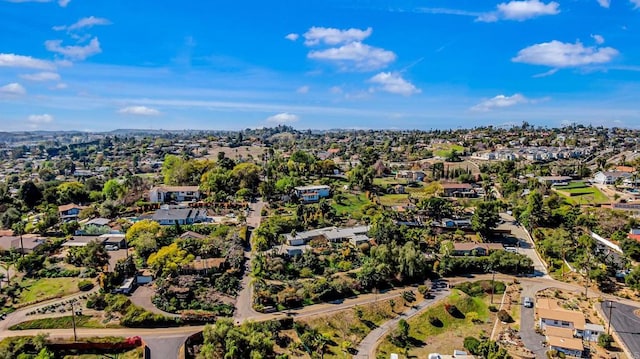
<box><xmin>361</xmin><ymin>319</ymin><xmax>378</xmax><ymax>329</ymax></box>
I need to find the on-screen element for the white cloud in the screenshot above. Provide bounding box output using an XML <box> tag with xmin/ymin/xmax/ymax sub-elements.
<box><xmin>512</xmin><ymin>40</ymin><xmax>618</xmax><ymax>67</ymax></box>
<box><xmin>0</xmin><ymin>53</ymin><xmax>55</xmax><ymax>70</ymax></box>
<box><xmin>55</xmin><ymin>16</ymin><xmax>111</xmax><ymax>32</ymax></box>
<box><xmin>285</xmin><ymin>33</ymin><xmax>299</xmax><ymax>41</ymax></box>
<box><xmin>0</xmin><ymin>82</ymin><xmax>26</xmax><ymax>95</ymax></box>
<box><xmin>58</xmin><ymin>0</ymin><xmax>70</xmax><ymax>6</ymax></box>
<box><xmin>118</xmin><ymin>106</ymin><xmax>161</xmax><ymax>116</ymax></box>
<box><xmin>308</xmin><ymin>41</ymin><xmax>396</xmax><ymax>71</ymax></box>
<box><xmin>471</xmin><ymin>93</ymin><xmax>531</xmax><ymax>111</ymax></box>
<box><xmin>52</xmin><ymin>83</ymin><xmax>68</xmax><ymax>90</ymax></box>
<box><xmin>477</xmin><ymin>0</ymin><xmax>560</xmax><ymax>22</ymax></box>
<box><xmin>597</xmin><ymin>0</ymin><xmax>611</xmax><ymax>8</ymax></box>
<box><xmin>631</xmin><ymin>0</ymin><xmax>640</xmax><ymax>8</ymax></box>
<box><xmin>20</xmin><ymin>71</ymin><xmax>60</xmax><ymax>81</ymax></box>
<box><xmin>28</xmin><ymin>114</ymin><xmax>54</xmax><ymax>123</ymax></box>
<box><xmin>591</xmin><ymin>34</ymin><xmax>605</xmax><ymax>44</ymax></box>
<box><xmin>266</xmin><ymin>112</ymin><xmax>299</xmax><ymax>123</ymax></box>
<box><xmin>329</xmin><ymin>86</ymin><xmax>343</xmax><ymax>94</ymax></box>
<box><xmin>303</xmin><ymin>26</ymin><xmax>373</xmax><ymax>46</ymax></box>
<box><xmin>369</xmin><ymin>72</ymin><xmax>420</xmax><ymax>96</ymax></box>
<box><xmin>296</xmin><ymin>85</ymin><xmax>310</xmax><ymax>94</ymax></box>
<box><xmin>45</xmin><ymin>37</ymin><xmax>102</xmax><ymax>61</ymax></box>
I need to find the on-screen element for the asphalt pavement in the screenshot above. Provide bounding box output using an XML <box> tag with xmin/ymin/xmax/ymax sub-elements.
<box><xmin>519</xmin><ymin>296</ymin><xmax>546</xmax><ymax>359</ymax></box>
<box><xmin>601</xmin><ymin>300</ymin><xmax>640</xmax><ymax>359</ymax></box>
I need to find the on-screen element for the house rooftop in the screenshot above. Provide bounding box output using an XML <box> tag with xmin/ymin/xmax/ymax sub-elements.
<box><xmin>441</xmin><ymin>183</ymin><xmax>473</xmax><ymax>189</ymax></box>
<box><xmin>536</xmin><ymin>307</ymin><xmax>586</xmax><ymax>330</ymax></box>
<box><xmin>545</xmin><ymin>326</ymin><xmax>574</xmax><ymax>339</ymax></box>
<box><xmin>294</xmin><ymin>185</ymin><xmax>331</xmax><ymax>191</ymax></box>
<box><xmin>546</xmin><ymin>336</ymin><xmax>584</xmax><ymax>352</ymax></box>
<box><xmin>151</xmin><ymin>185</ymin><xmax>200</xmax><ymax>192</ymax></box>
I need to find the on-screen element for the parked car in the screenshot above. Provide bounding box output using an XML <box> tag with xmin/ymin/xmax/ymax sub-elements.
<box><xmin>523</xmin><ymin>297</ymin><xmax>533</xmax><ymax>308</ymax></box>
<box><xmin>105</xmin><ymin>245</ymin><xmax>119</xmax><ymax>251</ymax></box>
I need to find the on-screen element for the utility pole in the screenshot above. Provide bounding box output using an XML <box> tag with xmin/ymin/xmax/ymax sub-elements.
<box><xmin>491</xmin><ymin>270</ymin><xmax>496</xmax><ymax>304</ymax></box>
<box><xmin>70</xmin><ymin>300</ymin><xmax>77</xmax><ymax>342</ymax></box>
<box><xmin>607</xmin><ymin>301</ymin><xmax>614</xmax><ymax>335</ymax></box>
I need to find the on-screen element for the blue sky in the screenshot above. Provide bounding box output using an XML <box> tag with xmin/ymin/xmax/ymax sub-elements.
<box><xmin>1</xmin><ymin>0</ymin><xmax>640</xmax><ymax>131</ymax></box>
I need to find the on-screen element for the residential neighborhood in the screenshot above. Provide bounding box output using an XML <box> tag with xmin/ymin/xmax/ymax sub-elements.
<box><xmin>0</xmin><ymin>125</ymin><xmax>640</xmax><ymax>359</ymax></box>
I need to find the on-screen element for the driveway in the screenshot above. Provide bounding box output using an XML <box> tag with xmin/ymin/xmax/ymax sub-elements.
<box><xmin>130</xmin><ymin>285</ymin><xmax>179</xmax><ymax>318</ymax></box>
<box><xmin>497</xmin><ymin>213</ymin><xmax>549</xmax><ymax>278</ymax></box>
<box><xmin>519</xmin><ymin>296</ymin><xmax>546</xmax><ymax>359</ymax></box>
<box><xmin>601</xmin><ymin>300</ymin><xmax>640</xmax><ymax>358</ymax></box>
<box><xmin>354</xmin><ymin>282</ymin><xmax>450</xmax><ymax>359</ymax></box>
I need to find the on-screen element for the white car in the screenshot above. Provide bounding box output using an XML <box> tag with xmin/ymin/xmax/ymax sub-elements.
<box><xmin>523</xmin><ymin>297</ymin><xmax>533</xmax><ymax>308</ymax></box>
<box><xmin>105</xmin><ymin>245</ymin><xmax>119</xmax><ymax>251</ymax></box>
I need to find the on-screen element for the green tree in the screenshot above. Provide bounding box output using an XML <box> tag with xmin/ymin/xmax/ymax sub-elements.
<box><xmin>103</xmin><ymin>179</ymin><xmax>126</xmax><ymax>201</ymax></box>
<box><xmin>472</xmin><ymin>201</ymin><xmax>500</xmax><ymax>237</ymax></box>
<box><xmin>19</xmin><ymin>180</ymin><xmax>42</xmax><ymax>208</ymax></box>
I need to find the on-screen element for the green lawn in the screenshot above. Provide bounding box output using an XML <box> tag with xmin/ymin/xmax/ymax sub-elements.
<box><xmin>376</xmin><ymin>289</ymin><xmax>492</xmax><ymax>358</ymax></box>
<box><xmin>10</xmin><ymin>315</ymin><xmax>107</xmax><ymax>330</ymax></box>
<box><xmin>554</xmin><ymin>185</ymin><xmax>609</xmax><ymax>205</ymax></box>
<box><xmin>19</xmin><ymin>278</ymin><xmax>82</xmax><ymax>304</ymax></box>
<box><xmin>434</xmin><ymin>144</ymin><xmax>465</xmax><ymax>158</ymax></box>
<box><xmin>332</xmin><ymin>192</ymin><xmax>372</xmax><ymax>218</ymax></box>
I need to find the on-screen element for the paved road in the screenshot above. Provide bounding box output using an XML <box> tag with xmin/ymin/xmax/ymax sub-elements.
<box><xmin>232</xmin><ymin>198</ymin><xmax>265</xmax><ymax>324</ymax></box>
<box><xmin>354</xmin><ymin>283</ymin><xmax>450</xmax><ymax>359</ymax></box>
<box><xmin>601</xmin><ymin>301</ymin><xmax>640</xmax><ymax>359</ymax></box>
<box><xmin>497</xmin><ymin>213</ymin><xmax>549</xmax><ymax>278</ymax></box>
<box><xmin>143</xmin><ymin>333</ymin><xmax>197</xmax><ymax>359</ymax></box>
<box><xmin>130</xmin><ymin>285</ymin><xmax>179</xmax><ymax>318</ymax></box>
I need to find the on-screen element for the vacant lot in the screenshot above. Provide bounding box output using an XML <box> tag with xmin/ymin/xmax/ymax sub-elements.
<box><xmin>332</xmin><ymin>192</ymin><xmax>373</xmax><ymax>219</ymax></box>
<box><xmin>376</xmin><ymin>289</ymin><xmax>496</xmax><ymax>358</ymax></box>
<box><xmin>10</xmin><ymin>315</ymin><xmax>107</xmax><ymax>330</ymax></box>
<box><xmin>204</xmin><ymin>145</ymin><xmax>267</xmax><ymax>161</ymax></box>
<box><xmin>19</xmin><ymin>277</ymin><xmax>81</xmax><ymax>304</ymax></box>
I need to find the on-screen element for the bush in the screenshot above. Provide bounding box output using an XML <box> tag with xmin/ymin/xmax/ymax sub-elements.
<box><xmin>77</xmin><ymin>280</ymin><xmax>94</xmax><ymax>291</ymax></box>
<box><xmin>497</xmin><ymin>309</ymin><xmax>513</xmax><ymax>323</ymax></box>
<box><xmin>598</xmin><ymin>333</ymin><xmax>613</xmax><ymax>348</ymax></box>
<box><xmin>488</xmin><ymin>305</ymin><xmax>498</xmax><ymax>312</ymax></box>
<box><xmin>463</xmin><ymin>336</ymin><xmax>481</xmax><ymax>355</ymax></box>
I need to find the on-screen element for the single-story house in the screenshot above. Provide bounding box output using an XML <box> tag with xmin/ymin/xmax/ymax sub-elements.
<box><xmin>451</xmin><ymin>243</ymin><xmax>504</xmax><ymax>256</ymax></box>
<box><xmin>144</xmin><ymin>207</ymin><xmax>208</xmax><ymax>225</ymax></box>
<box><xmin>583</xmin><ymin>323</ymin><xmax>605</xmax><ymax>342</ymax></box>
<box><xmin>99</xmin><ymin>233</ymin><xmax>126</xmax><ymax>248</ymax></box>
<box><xmin>0</xmin><ymin>234</ymin><xmax>46</xmax><ymax>253</ymax></box>
<box><xmin>58</xmin><ymin>203</ymin><xmax>86</xmax><ymax>222</ymax></box>
<box><xmin>535</xmin><ymin>298</ymin><xmax>602</xmax><ymax>341</ymax></box>
<box><xmin>294</xmin><ymin>185</ymin><xmax>331</xmax><ymax>203</ymax></box>
<box><xmin>396</xmin><ymin>170</ymin><xmax>426</xmax><ymax>182</ymax></box>
<box><xmin>282</xmin><ymin>226</ymin><xmax>370</xmax><ymax>246</ymax></box>
<box><xmin>538</xmin><ymin>176</ymin><xmax>573</xmax><ymax>186</ymax></box>
<box><xmin>63</xmin><ymin>234</ymin><xmax>125</xmax><ymax>248</ymax></box>
<box><xmin>441</xmin><ymin>183</ymin><xmax>476</xmax><ymax>198</ymax></box>
<box><xmin>62</xmin><ymin>236</ymin><xmax>101</xmax><ymax>247</ymax></box>
<box><xmin>149</xmin><ymin>185</ymin><xmax>201</xmax><ymax>203</ymax></box>
<box><xmin>85</xmin><ymin>218</ymin><xmax>111</xmax><ymax>227</ymax></box>
<box><xmin>440</xmin><ymin>218</ymin><xmax>472</xmax><ymax>228</ymax></box>
<box><xmin>114</xmin><ymin>277</ymin><xmax>136</xmax><ymax>294</ymax></box>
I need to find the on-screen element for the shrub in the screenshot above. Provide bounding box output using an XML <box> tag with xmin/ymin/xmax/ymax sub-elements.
<box><xmin>497</xmin><ymin>309</ymin><xmax>513</xmax><ymax>323</ymax></box>
<box><xmin>418</xmin><ymin>285</ymin><xmax>429</xmax><ymax>295</ymax></box>
<box><xmin>463</xmin><ymin>336</ymin><xmax>481</xmax><ymax>354</ymax></box>
<box><xmin>445</xmin><ymin>304</ymin><xmax>465</xmax><ymax>318</ymax></box>
<box><xmin>488</xmin><ymin>305</ymin><xmax>498</xmax><ymax>312</ymax></box>
<box><xmin>77</xmin><ymin>280</ymin><xmax>94</xmax><ymax>291</ymax></box>
<box><xmin>598</xmin><ymin>333</ymin><xmax>613</xmax><ymax>349</ymax></box>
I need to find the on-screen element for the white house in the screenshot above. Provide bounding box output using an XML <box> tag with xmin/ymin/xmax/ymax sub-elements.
<box><xmin>149</xmin><ymin>185</ymin><xmax>201</xmax><ymax>203</ymax></box>
<box><xmin>294</xmin><ymin>185</ymin><xmax>330</xmax><ymax>203</ymax></box>
<box><xmin>593</xmin><ymin>171</ymin><xmax>632</xmax><ymax>185</ymax></box>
